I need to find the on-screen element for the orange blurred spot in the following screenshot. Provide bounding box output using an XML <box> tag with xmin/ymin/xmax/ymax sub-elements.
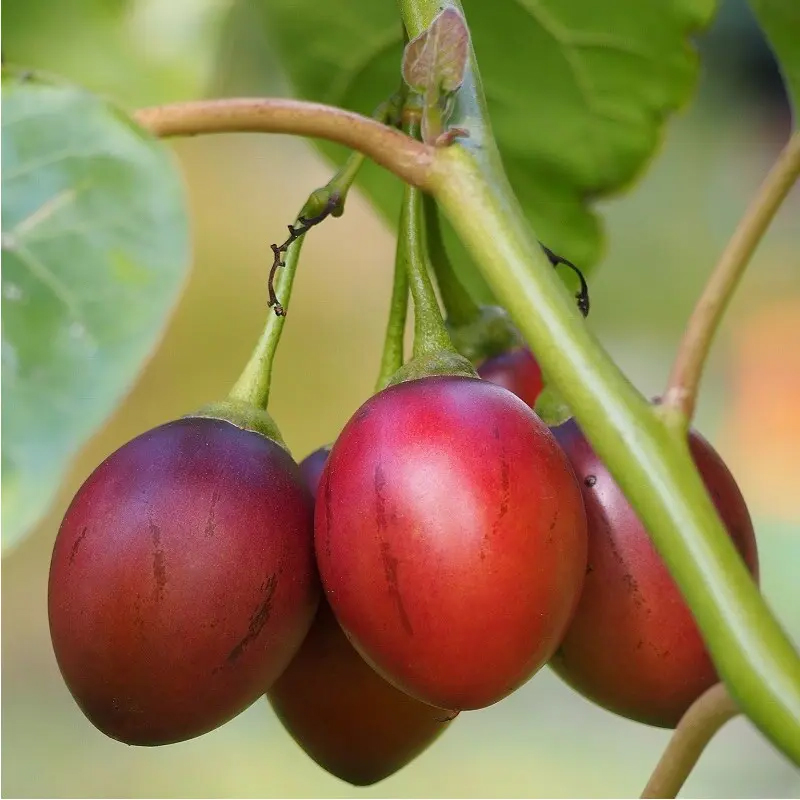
<box><xmin>719</xmin><ymin>296</ymin><xmax>800</xmax><ymax>522</ymax></box>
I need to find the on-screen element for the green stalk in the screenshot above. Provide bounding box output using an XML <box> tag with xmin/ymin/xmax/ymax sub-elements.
<box><xmin>399</xmin><ymin>0</ymin><xmax>800</xmax><ymax>766</ymax></box>
<box><xmin>422</xmin><ymin>193</ymin><xmax>479</xmax><ymax>326</ymax></box>
<box><xmin>226</xmin><ymin>226</ymin><xmax>307</xmax><ymax>409</ymax></box>
<box><xmin>374</xmin><ymin>241</ymin><xmax>410</xmax><ymax>392</ymax></box>
<box><xmin>400</xmin><ymin>119</ymin><xmax>458</xmax><ymax>359</ymax></box>
<box><xmin>228</xmin><ymin>92</ymin><xmax>404</xmax><ymax>409</ymax></box>
<box><xmin>228</xmin><ymin>152</ymin><xmax>365</xmax><ymax>408</ymax></box>
<box><xmin>403</xmin><ymin>184</ymin><xmax>454</xmax><ymax>357</ymax></box>
<box><xmin>329</xmin><ymin>151</ymin><xmax>367</xmax><ymax>209</ymax></box>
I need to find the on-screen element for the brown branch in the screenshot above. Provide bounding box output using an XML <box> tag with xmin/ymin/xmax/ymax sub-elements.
<box><xmin>641</xmin><ymin>683</ymin><xmax>740</xmax><ymax>799</ymax></box>
<box><xmin>134</xmin><ymin>98</ymin><xmax>435</xmax><ymax>190</ymax></box>
<box><xmin>662</xmin><ymin>131</ymin><xmax>800</xmax><ymax>423</ymax></box>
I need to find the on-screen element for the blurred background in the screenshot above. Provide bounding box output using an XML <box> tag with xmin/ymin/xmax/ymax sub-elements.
<box><xmin>2</xmin><ymin>0</ymin><xmax>800</xmax><ymax>796</ymax></box>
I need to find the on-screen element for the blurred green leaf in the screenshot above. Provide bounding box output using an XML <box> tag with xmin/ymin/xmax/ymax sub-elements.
<box><xmin>749</xmin><ymin>0</ymin><xmax>800</xmax><ymax>123</ymax></box>
<box><xmin>257</xmin><ymin>0</ymin><xmax>715</xmax><ymax>299</ymax></box>
<box><xmin>1</xmin><ymin>70</ymin><xmax>190</xmax><ymax>552</ymax></box>
<box><xmin>3</xmin><ymin>0</ymin><xmax>226</xmax><ymax>108</ymax></box>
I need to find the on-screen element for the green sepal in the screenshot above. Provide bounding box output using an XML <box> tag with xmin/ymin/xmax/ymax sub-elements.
<box><xmin>534</xmin><ymin>383</ymin><xmax>573</xmax><ymax>427</ymax></box>
<box><xmin>447</xmin><ymin>305</ymin><xmax>523</xmax><ymax>364</ymax></box>
<box><xmin>386</xmin><ymin>351</ymin><xmax>477</xmax><ymax>387</ymax></box>
<box><xmin>188</xmin><ymin>400</ymin><xmax>288</xmax><ymax>451</ymax></box>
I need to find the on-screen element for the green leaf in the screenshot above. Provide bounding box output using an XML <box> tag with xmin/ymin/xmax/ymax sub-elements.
<box><xmin>256</xmin><ymin>0</ymin><xmax>715</xmax><ymax>300</ymax></box>
<box><xmin>1</xmin><ymin>70</ymin><xmax>190</xmax><ymax>552</ymax></box>
<box><xmin>749</xmin><ymin>0</ymin><xmax>800</xmax><ymax>124</ymax></box>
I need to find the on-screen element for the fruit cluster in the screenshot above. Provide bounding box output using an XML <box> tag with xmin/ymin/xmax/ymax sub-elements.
<box><xmin>48</xmin><ymin>336</ymin><xmax>757</xmax><ymax>785</ymax></box>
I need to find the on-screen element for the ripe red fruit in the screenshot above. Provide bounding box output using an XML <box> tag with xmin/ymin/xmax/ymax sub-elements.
<box><xmin>549</xmin><ymin>418</ymin><xmax>759</xmax><ymax>727</ymax></box>
<box><xmin>269</xmin><ymin>601</ymin><xmax>453</xmax><ymax>785</ymax></box>
<box><xmin>48</xmin><ymin>416</ymin><xmax>319</xmax><ymax>746</ymax></box>
<box><xmin>315</xmin><ymin>376</ymin><xmax>588</xmax><ymax>711</ymax></box>
<box><xmin>477</xmin><ymin>347</ymin><xmax>543</xmax><ymax>408</ymax></box>
<box><xmin>297</xmin><ymin>444</ymin><xmax>331</xmax><ymax>501</ymax></box>
<box><xmin>268</xmin><ymin>446</ymin><xmax>454</xmax><ymax>786</ymax></box>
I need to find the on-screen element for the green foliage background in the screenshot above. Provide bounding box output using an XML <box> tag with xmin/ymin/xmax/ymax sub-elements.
<box><xmin>2</xmin><ymin>0</ymin><xmax>800</xmax><ymax>797</ymax></box>
<box><xmin>261</xmin><ymin>0</ymin><xmax>715</xmax><ymax>299</ymax></box>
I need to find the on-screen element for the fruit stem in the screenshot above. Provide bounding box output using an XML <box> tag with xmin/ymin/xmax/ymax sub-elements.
<box><xmin>401</xmin><ymin>115</ymin><xmax>459</xmax><ymax>359</ymax></box>
<box><xmin>374</xmin><ymin>236</ymin><xmax>410</xmax><ymax>392</ymax></box>
<box><xmin>228</xmin><ymin>151</ymin><xmax>365</xmax><ymax>409</ymax></box>
<box><xmin>134</xmin><ymin>98</ymin><xmax>434</xmax><ymax>190</ymax></box>
<box><xmin>422</xmin><ymin>193</ymin><xmax>480</xmax><ymax>326</ymax></box>
<box><xmin>661</xmin><ymin>131</ymin><xmax>800</xmax><ymax>427</ymax></box>
<box><xmin>641</xmin><ymin>684</ymin><xmax>740</xmax><ymax>799</ymax></box>
<box><xmin>401</xmin><ymin>0</ymin><xmax>800</xmax><ymax>767</ymax></box>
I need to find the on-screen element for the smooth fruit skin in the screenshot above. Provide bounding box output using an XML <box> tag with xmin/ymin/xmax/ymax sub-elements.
<box><xmin>48</xmin><ymin>417</ymin><xmax>319</xmax><ymax>746</ymax></box>
<box><xmin>268</xmin><ymin>602</ymin><xmax>453</xmax><ymax>786</ymax></box>
<box><xmin>477</xmin><ymin>347</ymin><xmax>543</xmax><ymax>408</ymax></box>
<box><xmin>298</xmin><ymin>445</ymin><xmax>331</xmax><ymax>500</ymax></box>
<box><xmin>315</xmin><ymin>376</ymin><xmax>588</xmax><ymax>711</ymax></box>
<box><xmin>549</xmin><ymin>418</ymin><xmax>759</xmax><ymax>728</ymax></box>
<box><xmin>268</xmin><ymin>446</ymin><xmax>453</xmax><ymax>785</ymax></box>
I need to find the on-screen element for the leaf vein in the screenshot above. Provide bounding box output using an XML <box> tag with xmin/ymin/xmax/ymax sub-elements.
<box><xmin>5</xmin><ymin>242</ymin><xmax>86</xmax><ymax>326</ymax></box>
<box><xmin>2</xmin><ymin>148</ymin><xmax>106</xmax><ymax>184</ymax></box>
<box><xmin>511</xmin><ymin>0</ymin><xmax>645</xmax><ymax>126</ymax></box>
<box><xmin>9</xmin><ymin>185</ymin><xmax>88</xmax><ymax>242</ymax></box>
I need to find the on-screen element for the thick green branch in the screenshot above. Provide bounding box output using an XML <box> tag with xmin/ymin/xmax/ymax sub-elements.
<box><xmin>134</xmin><ymin>98</ymin><xmax>434</xmax><ymax>189</ymax></box>
<box><xmin>641</xmin><ymin>684</ymin><xmax>739</xmax><ymax>799</ymax></box>
<box><xmin>662</xmin><ymin>131</ymin><xmax>800</xmax><ymax>424</ymax></box>
<box><xmin>399</xmin><ymin>0</ymin><xmax>800</xmax><ymax>768</ymax></box>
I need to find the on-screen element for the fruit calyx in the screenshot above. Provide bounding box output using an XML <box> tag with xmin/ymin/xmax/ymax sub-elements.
<box><xmin>189</xmin><ymin>399</ymin><xmax>288</xmax><ymax>450</ymax></box>
<box><xmin>385</xmin><ymin>350</ymin><xmax>476</xmax><ymax>386</ymax></box>
<box><xmin>447</xmin><ymin>305</ymin><xmax>523</xmax><ymax>364</ymax></box>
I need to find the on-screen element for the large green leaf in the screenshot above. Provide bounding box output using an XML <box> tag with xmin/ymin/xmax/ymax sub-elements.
<box><xmin>256</xmin><ymin>0</ymin><xmax>715</xmax><ymax>299</ymax></box>
<box><xmin>1</xmin><ymin>71</ymin><xmax>190</xmax><ymax>552</ymax></box>
<box><xmin>749</xmin><ymin>0</ymin><xmax>800</xmax><ymax>123</ymax></box>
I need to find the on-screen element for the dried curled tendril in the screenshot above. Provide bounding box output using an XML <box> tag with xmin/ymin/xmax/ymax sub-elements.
<box><xmin>540</xmin><ymin>243</ymin><xmax>590</xmax><ymax>318</ymax></box>
<box><xmin>268</xmin><ymin>194</ymin><xmax>340</xmax><ymax>316</ymax></box>
<box><xmin>267</xmin><ymin>196</ymin><xmax>589</xmax><ymax>320</ymax></box>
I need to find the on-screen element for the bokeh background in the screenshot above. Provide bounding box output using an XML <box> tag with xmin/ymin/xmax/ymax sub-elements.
<box><xmin>3</xmin><ymin>0</ymin><xmax>800</xmax><ymax>796</ymax></box>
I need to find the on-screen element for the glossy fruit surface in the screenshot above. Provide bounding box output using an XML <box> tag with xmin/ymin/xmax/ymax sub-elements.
<box><xmin>48</xmin><ymin>416</ymin><xmax>319</xmax><ymax>745</ymax></box>
<box><xmin>298</xmin><ymin>445</ymin><xmax>331</xmax><ymax>502</ymax></box>
<box><xmin>549</xmin><ymin>418</ymin><xmax>759</xmax><ymax>727</ymax></box>
<box><xmin>269</xmin><ymin>446</ymin><xmax>452</xmax><ymax>785</ymax></box>
<box><xmin>269</xmin><ymin>602</ymin><xmax>453</xmax><ymax>785</ymax></box>
<box><xmin>477</xmin><ymin>347</ymin><xmax>543</xmax><ymax>408</ymax></box>
<box><xmin>315</xmin><ymin>376</ymin><xmax>588</xmax><ymax>711</ymax></box>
